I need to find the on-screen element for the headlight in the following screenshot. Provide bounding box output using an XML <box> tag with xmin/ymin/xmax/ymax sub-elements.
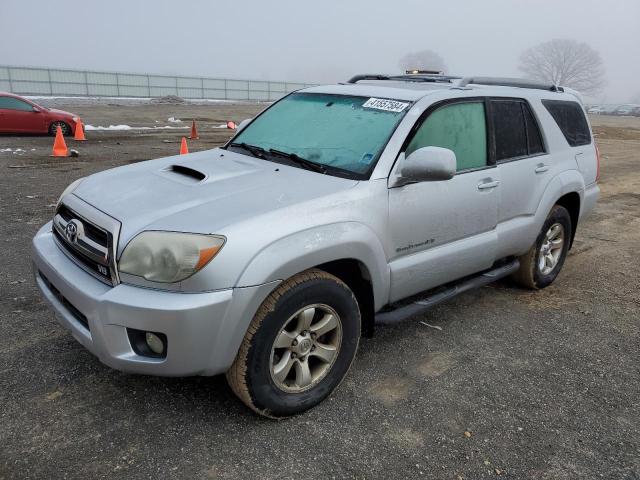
<box><xmin>57</xmin><ymin>177</ymin><xmax>84</xmax><ymax>207</ymax></box>
<box><xmin>119</xmin><ymin>231</ymin><xmax>225</xmax><ymax>283</ymax></box>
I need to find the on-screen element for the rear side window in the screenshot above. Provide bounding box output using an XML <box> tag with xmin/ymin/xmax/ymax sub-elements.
<box><xmin>491</xmin><ymin>100</ymin><xmax>528</xmax><ymax>160</ymax></box>
<box><xmin>491</xmin><ymin>99</ymin><xmax>545</xmax><ymax>161</ymax></box>
<box><xmin>542</xmin><ymin>100</ymin><xmax>591</xmax><ymax>147</ymax></box>
<box><xmin>406</xmin><ymin>101</ymin><xmax>487</xmax><ymax>171</ymax></box>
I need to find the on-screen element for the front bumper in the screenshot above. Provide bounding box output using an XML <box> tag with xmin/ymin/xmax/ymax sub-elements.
<box><xmin>32</xmin><ymin>222</ymin><xmax>278</xmax><ymax>377</ymax></box>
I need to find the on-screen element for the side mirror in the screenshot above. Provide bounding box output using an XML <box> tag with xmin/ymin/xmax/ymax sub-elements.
<box><xmin>32</xmin><ymin>107</ymin><xmax>41</xmax><ymax>113</ymax></box>
<box><xmin>236</xmin><ymin>118</ymin><xmax>251</xmax><ymax>133</ymax></box>
<box><xmin>392</xmin><ymin>146</ymin><xmax>456</xmax><ymax>187</ymax></box>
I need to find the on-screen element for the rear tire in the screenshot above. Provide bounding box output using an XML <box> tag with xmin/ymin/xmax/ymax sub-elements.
<box><xmin>226</xmin><ymin>269</ymin><xmax>360</xmax><ymax>418</ymax></box>
<box><xmin>49</xmin><ymin>121</ymin><xmax>71</xmax><ymax>136</ymax></box>
<box><xmin>512</xmin><ymin>205</ymin><xmax>572</xmax><ymax>289</ymax></box>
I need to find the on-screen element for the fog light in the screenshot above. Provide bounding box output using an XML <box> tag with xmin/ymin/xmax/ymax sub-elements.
<box><xmin>145</xmin><ymin>332</ymin><xmax>165</xmax><ymax>355</ymax></box>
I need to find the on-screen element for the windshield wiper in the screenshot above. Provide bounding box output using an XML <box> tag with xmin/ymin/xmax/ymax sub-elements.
<box><xmin>268</xmin><ymin>149</ymin><xmax>326</xmax><ymax>174</ymax></box>
<box><xmin>229</xmin><ymin>142</ymin><xmax>267</xmax><ymax>159</ymax></box>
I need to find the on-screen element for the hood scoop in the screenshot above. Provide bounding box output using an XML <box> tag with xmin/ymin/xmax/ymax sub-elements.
<box><xmin>161</xmin><ymin>164</ymin><xmax>207</xmax><ymax>184</ymax></box>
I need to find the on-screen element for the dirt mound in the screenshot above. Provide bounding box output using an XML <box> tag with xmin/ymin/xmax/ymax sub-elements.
<box><xmin>150</xmin><ymin>95</ymin><xmax>186</xmax><ymax>105</ymax></box>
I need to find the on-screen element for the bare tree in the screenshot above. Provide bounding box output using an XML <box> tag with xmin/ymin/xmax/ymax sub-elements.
<box><xmin>398</xmin><ymin>50</ymin><xmax>446</xmax><ymax>73</ymax></box>
<box><xmin>518</xmin><ymin>39</ymin><xmax>605</xmax><ymax>95</ymax></box>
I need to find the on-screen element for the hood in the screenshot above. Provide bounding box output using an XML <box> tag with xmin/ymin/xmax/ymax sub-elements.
<box><xmin>48</xmin><ymin>108</ymin><xmax>76</xmax><ymax>118</ymax></box>
<box><xmin>71</xmin><ymin>148</ymin><xmax>358</xmax><ymax>252</ymax></box>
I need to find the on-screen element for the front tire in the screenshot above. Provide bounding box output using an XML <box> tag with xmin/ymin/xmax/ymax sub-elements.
<box><xmin>226</xmin><ymin>269</ymin><xmax>361</xmax><ymax>418</ymax></box>
<box><xmin>49</xmin><ymin>121</ymin><xmax>71</xmax><ymax>136</ymax></box>
<box><xmin>512</xmin><ymin>205</ymin><xmax>572</xmax><ymax>289</ymax></box>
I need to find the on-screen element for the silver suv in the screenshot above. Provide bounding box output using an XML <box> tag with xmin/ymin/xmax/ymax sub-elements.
<box><xmin>32</xmin><ymin>74</ymin><xmax>600</xmax><ymax>417</ymax></box>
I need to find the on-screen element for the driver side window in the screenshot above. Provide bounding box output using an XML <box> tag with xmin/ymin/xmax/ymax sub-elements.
<box><xmin>0</xmin><ymin>97</ymin><xmax>34</xmax><ymax>111</ymax></box>
<box><xmin>406</xmin><ymin>101</ymin><xmax>487</xmax><ymax>172</ymax></box>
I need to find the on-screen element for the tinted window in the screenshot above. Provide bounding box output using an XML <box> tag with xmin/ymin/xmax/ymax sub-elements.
<box><xmin>491</xmin><ymin>100</ymin><xmax>528</xmax><ymax>161</ymax></box>
<box><xmin>0</xmin><ymin>97</ymin><xmax>34</xmax><ymax>111</ymax></box>
<box><xmin>523</xmin><ymin>103</ymin><xmax>545</xmax><ymax>155</ymax></box>
<box><xmin>407</xmin><ymin>101</ymin><xmax>487</xmax><ymax>171</ymax></box>
<box><xmin>542</xmin><ymin>100</ymin><xmax>591</xmax><ymax>147</ymax></box>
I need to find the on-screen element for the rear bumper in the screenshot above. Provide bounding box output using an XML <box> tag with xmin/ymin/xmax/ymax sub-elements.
<box><xmin>32</xmin><ymin>222</ymin><xmax>278</xmax><ymax>377</ymax></box>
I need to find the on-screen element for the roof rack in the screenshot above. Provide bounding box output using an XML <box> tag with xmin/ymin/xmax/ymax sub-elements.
<box><xmin>347</xmin><ymin>73</ymin><xmax>461</xmax><ymax>84</ymax></box>
<box><xmin>458</xmin><ymin>77</ymin><xmax>564</xmax><ymax>92</ymax></box>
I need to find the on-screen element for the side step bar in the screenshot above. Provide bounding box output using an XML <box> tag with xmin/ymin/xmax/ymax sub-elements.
<box><xmin>375</xmin><ymin>259</ymin><xmax>520</xmax><ymax>325</ymax></box>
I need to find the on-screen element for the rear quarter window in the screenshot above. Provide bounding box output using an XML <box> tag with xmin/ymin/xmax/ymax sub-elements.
<box><xmin>542</xmin><ymin>100</ymin><xmax>591</xmax><ymax>147</ymax></box>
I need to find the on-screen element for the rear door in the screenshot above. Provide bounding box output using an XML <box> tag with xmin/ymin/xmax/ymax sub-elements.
<box><xmin>387</xmin><ymin>98</ymin><xmax>500</xmax><ymax>302</ymax></box>
<box><xmin>491</xmin><ymin>98</ymin><xmax>550</xmax><ymax>226</ymax></box>
<box><xmin>0</xmin><ymin>96</ymin><xmax>45</xmax><ymax>133</ymax></box>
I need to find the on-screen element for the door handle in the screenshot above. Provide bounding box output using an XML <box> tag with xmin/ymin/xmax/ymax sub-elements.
<box><xmin>477</xmin><ymin>180</ymin><xmax>500</xmax><ymax>190</ymax></box>
<box><xmin>535</xmin><ymin>164</ymin><xmax>549</xmax><ymax>173</ymax></box>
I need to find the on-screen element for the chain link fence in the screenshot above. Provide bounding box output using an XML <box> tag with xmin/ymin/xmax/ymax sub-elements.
<box><xmin>0</xmin><ymin>65</ymin><xmax>315</xmax><ymax>101</ymax></box>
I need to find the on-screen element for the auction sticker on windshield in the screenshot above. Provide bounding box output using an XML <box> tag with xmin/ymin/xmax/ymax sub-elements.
<box><xmin>362</xmin><ymin>98</ymin><xmax>410</xmax><ymax>113</ymax></box>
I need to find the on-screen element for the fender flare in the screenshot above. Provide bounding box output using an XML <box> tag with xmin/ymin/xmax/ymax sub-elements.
<box><xmin>236</xmin><ymin>222</ymin><xmax>390</xmax><ymax>310</ymax></box>
<box><xmin>532</xmin><ymin>169</ymin><xmax>585</xmax><ymax>237</ymax></box>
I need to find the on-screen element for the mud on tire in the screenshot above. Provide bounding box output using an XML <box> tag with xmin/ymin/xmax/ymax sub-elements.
<box><xmin>226</xmin><ymin>269</ymin><xmax>361</xmax><ymax>418</ymax></box>
<box><xmin>512</xmin><ymin>205</ymin><xmax>572</xmax><ymax>289</ymax></box>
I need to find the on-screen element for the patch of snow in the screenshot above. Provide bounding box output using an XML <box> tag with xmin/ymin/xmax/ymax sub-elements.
<box><xmin>0</xmin><ymin>148</ymin><xmax>26</xmax><ymax>153</ymax></box>
<box><xmin>85</xmin><ymin>124</ymin><xmax>189</xmax><ymax>131</ymax></box>
<box><xmin>167</xmin><ymin>117</ymin><xmax>182</xmax><ymax>123</ymax></box>
<box><xmin>85</xmin><ymin>124</ymin><xmax>132</xmax><ymax>131</ymax></box>
<box><xmin>213</xmin><ymin>124</ymin><xmax>229</xmax><ymax>129</ymax></box>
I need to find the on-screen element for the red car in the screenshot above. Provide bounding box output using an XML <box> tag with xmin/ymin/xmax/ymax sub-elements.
<box><xmin>0</xmin><ymin>92</ymin><xmax>79</xmax><ymax>136</ymax></box>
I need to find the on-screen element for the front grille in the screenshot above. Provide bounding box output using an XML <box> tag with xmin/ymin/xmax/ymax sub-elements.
<box><xmin>39</xmin><ymin>271</ymin><xmax>89</xmax><ymax>330</ymax></box>
<box><xmin>52</xmin><ymin>202</ymin><xmax>117</xmax><ymax>285</ymax></box>
<box><xmin>53</xmin><ymin>228</ymin><xmax>113</xmax><ymax>283</ymax></box>
<box><xmin>57</xmin><ymin>204</ymin><xmax>109</xmax><ymax>246</ymax></box>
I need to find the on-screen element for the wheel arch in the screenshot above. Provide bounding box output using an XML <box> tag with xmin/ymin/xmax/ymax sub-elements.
<box><xmin>235</xmin><ymin>222</ymin><xmax>390</xmax><ymax>336</ymax></box>
<box><xmin>533</xmin><ymin>170</ymin><xmax>585</xmax><ymax>251</ymax></box>
<box><xmin>313</xmin><ymin>258</ymin><xmax>376</xmax><ymax>337</ymax></box>
<box><xmin>555</xmin><ymin>191</ymin><xmax>581</xmax><ymax>249</ymax></box>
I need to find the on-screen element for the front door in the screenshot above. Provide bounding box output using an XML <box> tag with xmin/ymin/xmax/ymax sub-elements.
<box><xmin>0</xmin><ymin>96</ymin><xmax>44</xmax><ymax>133</ymax></box>
<box><xmin>387</xmin><ymin>99</ymin><xmax>500</xmax><ymax>302</ymax></box>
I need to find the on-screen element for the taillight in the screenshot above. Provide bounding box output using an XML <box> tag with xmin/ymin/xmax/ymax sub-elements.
<box><xmin>595</xmin><ymin>142</ymin><xmax>601</xmax><ymax>182</ymax></box>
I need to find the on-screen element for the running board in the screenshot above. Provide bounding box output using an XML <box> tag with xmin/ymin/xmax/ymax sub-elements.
<box><xmin>375</xmin><ymin>259</ymin><xmax>520</xmax><ymax>325</ymax></box>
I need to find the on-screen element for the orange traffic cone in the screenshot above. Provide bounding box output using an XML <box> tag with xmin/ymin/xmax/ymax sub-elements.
<box><xmin>226</xmin><ymin>121</ymin><xmax>236</xmax><ymax>130</ymax></box>
<box><xmin>51</xmin><ymin>126</ymin><xmax>69</xmax><ymax>157</ymax></box>
<box><xmin>189</xmin><ymin>120</ymin><xmax>199</xmax><ymax>139</ymax></box>
<box><xmin>180</xmin><ymin>137</ymin><xmax>189</xmax><ymax>155</ymax></box>
<box><xmin>74</xmin><ymin>119</ymin><xmax>86</xmax><ymax>141</ymax></box>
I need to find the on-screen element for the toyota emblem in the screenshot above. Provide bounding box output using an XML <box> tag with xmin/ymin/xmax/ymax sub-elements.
<box><xmin>65</xmin><ymin>220</ymin><xmax>78</xmax><ymax>243</ymax></box>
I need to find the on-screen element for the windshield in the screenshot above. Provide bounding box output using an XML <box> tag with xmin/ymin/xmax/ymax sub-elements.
<box><xmin>228</xmin><ymin>92</ymin><xmax>410</xmax><ymax>178</ymax></box>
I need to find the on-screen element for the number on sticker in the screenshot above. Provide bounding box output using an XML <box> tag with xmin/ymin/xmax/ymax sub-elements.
<box><xmin>362</xmin><ymin>98</ymin><xmax>409</xmax><ymax>113</ymax></box>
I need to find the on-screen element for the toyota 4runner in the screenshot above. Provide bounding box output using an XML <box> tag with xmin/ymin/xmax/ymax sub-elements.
<box><xmin>32</xmin><ymin>74</ymin><xmax>600</xmax><ymax>417</ymax></box>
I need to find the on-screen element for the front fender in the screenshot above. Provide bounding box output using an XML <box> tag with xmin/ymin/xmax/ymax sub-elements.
<box><xmin>236</xmin><ymin>222</ymin><xmax>390</xmax><ymax>310</ymax></box>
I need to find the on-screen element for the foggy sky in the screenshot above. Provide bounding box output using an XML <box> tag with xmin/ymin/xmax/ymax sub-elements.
<box><xmin>1</xmin><ymin>0</ymin><xmax>638</xmax><ymax>103</ymax></box>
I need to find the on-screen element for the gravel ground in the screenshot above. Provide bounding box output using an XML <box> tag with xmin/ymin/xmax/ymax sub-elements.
<box><xmin>0</xmin><ymin>102</ymin><xmax>638</xmax><ymax>480</ymax></box>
